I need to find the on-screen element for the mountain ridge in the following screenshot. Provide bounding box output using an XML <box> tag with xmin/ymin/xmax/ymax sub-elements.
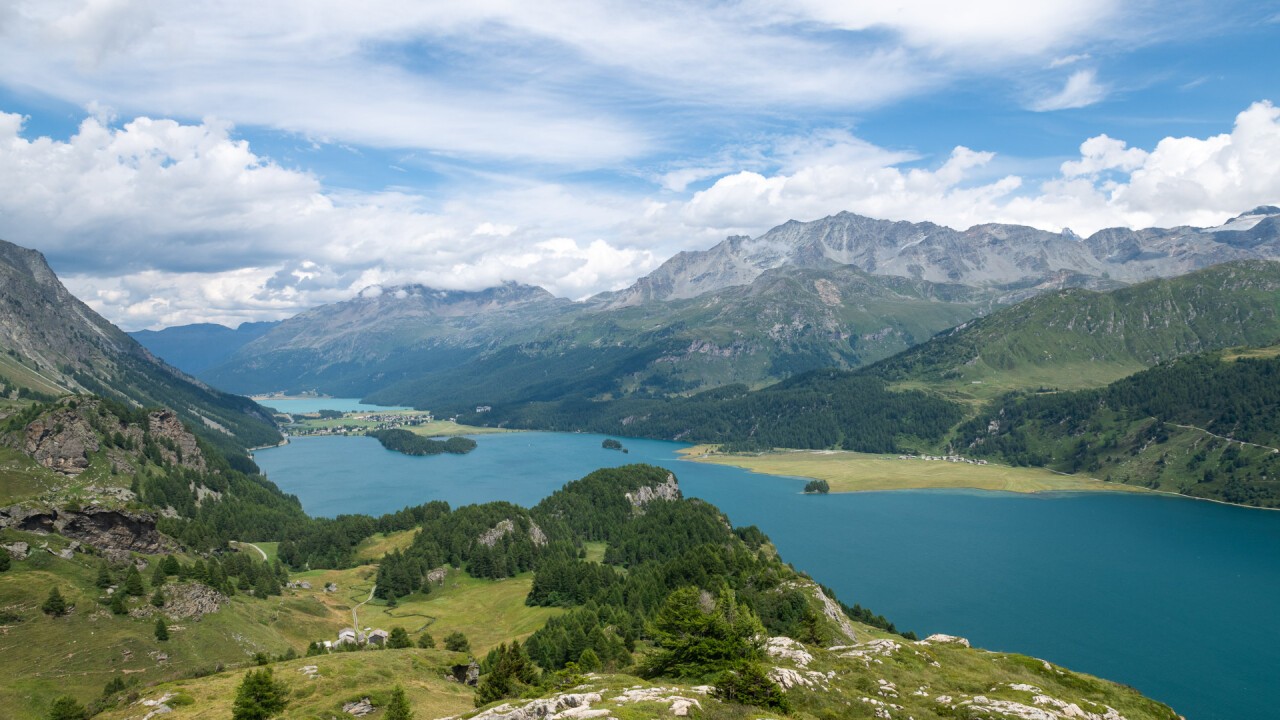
<box><xmin>0</xmin><ymin>238</ymin><xmax>280</xmax><ymax>453</ymax></box>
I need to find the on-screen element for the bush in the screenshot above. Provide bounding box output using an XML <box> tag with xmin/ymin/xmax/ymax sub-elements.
<box><xmin>154</xmin><ymin>617</ymin><xmax>169</xmax><ymax>642</ymax></box>
<box><xmin>417</xmin><ymin>632</ymin><xmax>436</xmax><ymax>649</ymax></box>
<box><xmin>713</xmin><ymin>663</ymin><xmax>790</xmax><ymax>711</ymax></box>
<box><xmin>45</xmin><ymin>695</ymin><xmax>86</xmax><ymax>720</ymax></box>
<box><xmin>385</xmin><ymin>685</ymin><xmax>413</xmax><ymax>720</ymax></box>
<box><xmin>444</xmin><ymin>631</ymin><xmax>470</xmax><ymax>653</ymax></box>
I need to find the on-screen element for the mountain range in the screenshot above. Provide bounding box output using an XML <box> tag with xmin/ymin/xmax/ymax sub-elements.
<box><xmin>157</xmin><ymin>206</ymin><xmax>1280</xmax><ymax>407</ymax></box>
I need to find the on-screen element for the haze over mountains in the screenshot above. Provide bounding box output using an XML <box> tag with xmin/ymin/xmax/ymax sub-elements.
<box><xmin>138</xmin><ymin>207</ymin><xmax>1280</xmax><ymax>405</ymax></box>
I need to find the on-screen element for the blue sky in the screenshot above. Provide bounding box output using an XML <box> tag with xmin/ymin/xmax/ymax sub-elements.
<box><xmin>0</xmin><ymin>1</ymin><xmax>1277</xmax><ymax>329</ymax></box>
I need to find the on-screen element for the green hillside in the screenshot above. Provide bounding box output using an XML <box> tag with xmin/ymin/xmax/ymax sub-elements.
<box><xmin>955</xmin><ymin>348</ymin><xmax>1280</xmax><ymax>506</ymax></box>
<box><xmin>868</xmin><ymin>260</ymin><xmax>1280</xmax><ymax>401</ymax></box>
<box><xmin>68</xmin><ymin>464</ymin><xmax>1177</xmax><ymax>720</ymax></box>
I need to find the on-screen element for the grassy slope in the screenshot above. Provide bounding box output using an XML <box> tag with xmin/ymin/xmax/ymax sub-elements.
<box><xmin>0</xmin><ymin>542</ymin><xmax>331</xmax><ymax>719</ymax></box>
<box><xmin>871</xmin><ymin>260</ymin><xmax>1280</xmax><ymax>403</ymax></box>
<box><xmin>0</xmin><ymin>534</ymin><xmax>559</xmax><ymax>718</ymax></box>
<box><xmin>88</xmin><ymin>618</ymin><xmax>1179</xmax><ymax>720</ymax></box>
<box><xmin>286</xmin><ymin>564</ymin><xmax>563</xmax><ymax>654</ymax></box>
<box><xmin>93</xmin><ymin>649</ymin><xmax>476</xmax><ymax>720</ymax></box>
<box><xmin>680</xmin><ymin>446</ymin><xmax>1149</xmax><ymax>495</ymax></box>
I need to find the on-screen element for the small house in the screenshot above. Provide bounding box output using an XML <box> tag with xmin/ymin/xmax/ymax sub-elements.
<box><xmin>367</xmin><ymin>629</ymin><xmax>389</xmax><ymax>646</ymax></box>
<box><xmin>338</xmin><ymin>628</ymin><xmax>358</xmax><ymax>646</ymax></box>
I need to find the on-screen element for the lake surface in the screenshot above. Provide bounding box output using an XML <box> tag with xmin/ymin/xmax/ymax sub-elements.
<box><xmin>256</xmin><ymin>397</ymin><xmax>408</xmax><ymax>414</ymax></box>
<box><xmin>255</xmin><ymin>430</ymin><xmax>1280</xmax><ymax>720</ymax></box>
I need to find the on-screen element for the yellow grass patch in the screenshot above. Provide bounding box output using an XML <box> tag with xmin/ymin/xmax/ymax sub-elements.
<box><xmin>680</xmin><ymin>446</ymin><xmax>1148</xmax><ymax>495</ymax></box>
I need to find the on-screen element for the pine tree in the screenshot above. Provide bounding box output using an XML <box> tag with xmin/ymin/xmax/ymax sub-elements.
<box><xmin>232</xmin><ymin>668</ymin><xmax>289</xmax><ymax>720</ymax></box>
<box><xmin>154</xmin><ymin>617</ymin><xmax>169</xmax><ymax>642</ymax></box>
<box><xmin>577</xmin><ymin>648</ymin><xmax>601</xmax><ymax>672</ymax></box>
<box><xmin>109</xmin><ymin>591</ymin><xmax>127</xmax><ymax>615</ymax></box>
<box><xmin>151</xmin><ymin>586</ymin><xmax>166</xmax><ymax>608</ymax></box>
<box><xmin>385</xmin><ymin>685</ymin><xmax>414</xmax><ymax>720</ymax></box>
<box><xmin>124</xmin><ymin>566</ymin><xmax>145</xmax><ymax>597</ymax></box>
<box><xmin>0</xmin><ymin>551</ymin><xmax>10</xmax><ymax>572</ymax></box>
<box><xmin>417</xmin><ymin>632</ymin><xmax>436</xmax><ymax>649</ymax></box>
<box><xmin>42</xmin><ymin>586</ymin><xmax>67</xmax><ymax>616</ymax></box>
<box><xmin>96</xmin><ymin>561</ymin><xmax>113</xmax><ymax>589</ymax></box>
<box><xmin>150</xmin><ymin>562</ymin><xmax>166</xmax><ymax>587</ymax></box>
<box><xmin>387</xmin><ymin>626</ymin><xmax>412</xmax><ymax>649</ymax></box>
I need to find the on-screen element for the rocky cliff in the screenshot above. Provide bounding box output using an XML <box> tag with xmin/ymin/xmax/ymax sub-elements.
<box><xmin>0</xmin><ymin>503</ymin><xmax>175</xmax><ymax>561</ymax></box>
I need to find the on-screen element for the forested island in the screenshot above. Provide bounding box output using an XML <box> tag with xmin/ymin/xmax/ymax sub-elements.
<box><xmin>370</xmin><ymin>428</ymin><xmax>478</xmax><ymax>456</ymax></box>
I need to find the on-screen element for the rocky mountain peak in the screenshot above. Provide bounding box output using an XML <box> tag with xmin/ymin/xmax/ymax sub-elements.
<box><xmin>601</xmin><ymin>208</ymin><xmax>1280</xmax><ymax>306</ymax></box>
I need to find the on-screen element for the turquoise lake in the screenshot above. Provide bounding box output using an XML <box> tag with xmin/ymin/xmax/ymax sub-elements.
<box><xmin>257</xmin><ymin>398</ymin><xmax>408</xmax><ymax>414</ymax></box>
<box><xmin>254</xmin><ymin>430</ymin><xmax>1280</xmax><ymax>720</ymax></box>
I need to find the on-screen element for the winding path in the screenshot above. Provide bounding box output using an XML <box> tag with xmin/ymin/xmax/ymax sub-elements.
<box><xmin>352</xmin><ymin>584</ymin><xmax>377</xmax><ymax>630</ymax></box>
<box><xmin>231</xmin><ymin>541</ymin><xmax>268</xmax><ymax>561</ymax></box>
<box><xmin>1166</xmin><ymin>422</ymin><xmax>1280</xmax><ymax>454</ymax></box>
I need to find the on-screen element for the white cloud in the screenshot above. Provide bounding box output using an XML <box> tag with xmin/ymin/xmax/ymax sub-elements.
<box><xmin>8</xmin><ymin>101</ymin><xmax>1280</xmax><ymax>330</ymax></box>
<box><xmin>1049</xmin><ymin>53</ymin><xmax>1092</xmax><ymax>68</ymax></box>
<box><xmin>1031</xmin><ymin>69</ymin><xmax>1109</xmax><ymax>111</ymax></box>
<box><xmin>0</xmin><ymin>0</ymin><xmax>1177</xmax><ymax>166</ymax></box>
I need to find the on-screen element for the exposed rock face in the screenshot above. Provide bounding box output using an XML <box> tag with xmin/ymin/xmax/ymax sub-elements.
<box><xmin>3</xmin><ymin>541</ymin><xmax>29</xmax><ymax>560</ymax></box>
<box><xmin>470</xmin><ymin>692</ymin><xmax>605</xmax><ymax>720</ymax></box>
<box><xmin>159</xmin><ymin>582</ymin><xmax>228</xmax><ymax>620</ymax></box>
<box><xmin>343</xmin><ymin>697</ymin><xmax>376</xmax><ymax>716</ymax></box>
<box><xmin>10</xmin><ymin>398</ymin><xmax>206</xmax><ymax>477</ymax></box>
<box><xmin>601</xmin><ymin>207</ymin><xmax>1280</xmax><ymax>307</ymax></box>
<box><xmin>624</xmin><ymin>473</ymin><xmax>681</xmax><ymax>511</ymax></box>
<box><xmin>477</xmin><ymin>518</ymin><xmax>549</xmax><ymax>547</ymax></box>
<box><xmin>766</xmin><ymin>636</ymin><xmax>814</xmax><ymax>667</ymax></box>
<box><xmin>0</xmin><ymin>504</ymin><xmax>175</xmax><ymax>561</ymax></box>
<box><xmin>146</xmin><ymin>409</ymin><xmax>206</xmax><ymax>471</ymax></box>
<box><xmin>21</xmin><ymin>404</ymin><xmax>100</xmax><ymax>475</ymax></box>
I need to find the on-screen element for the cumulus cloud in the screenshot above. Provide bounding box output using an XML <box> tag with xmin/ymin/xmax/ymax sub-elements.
<box><xmin>1031</xmin><ymin>69</ymin><xmax>1109</xmax><ymax>111</ymax></box>
<box><xmin>7</xmin><ymin>102</ymin><xmax>1280</xmax><ymax>330</ymax></box>
<box><xmin>0</xmin><ymin>111</ymin><xmax>658</xmax><ymax>328</ymax></box>
<box><xmin>653</xmin><ymin>101</ymin><xmax>1280</xmax><ymax>245</ymax></box>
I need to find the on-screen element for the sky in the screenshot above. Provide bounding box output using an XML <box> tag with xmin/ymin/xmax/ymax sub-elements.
<box><xmin>0</xmin><ymin>1</ymin><xmax>1278</xmax><ymax>330</ymax></box>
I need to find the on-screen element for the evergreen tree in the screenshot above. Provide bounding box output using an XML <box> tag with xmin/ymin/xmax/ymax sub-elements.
<box><xmin>96</xmin><ymin>561</ymin><xmax>113</xmax><ymax>589</ymax></box>
<box><xmin>232</xmin><ymin>668</ymin><xmax>289</xmax><ymax>720</ymax></box>
<box><xmin>109</xmin><ymin>590</ymin><xmax>127</xmax><ymax>615</ymax></box>
<box><xmin>42</xmin><ymin>586</ymin><xmax>67</xmax><ymax>616</ymax></box>
<box><xmin>154</xmin><ymin>617</ymin><xmax>169</xmax><ymax>642</ymax></box>
<box><xmin>387</xmin><ymin>626</ymin><xmax>412</xmax><ymax>649</ymax></box>
<box><xmin>161</xmin><ymin>554</ymin><xmax>180</xmax><ymax>576</ymax></box>
<box><xmin>150</xmin><ymin>562</ymin><xmax>166</xmax><ymax>587</ymax></box>
<box><xmin>640</xmin><ymin>586</ymin><xmax>764</xmax><ymax>680</ymax></box>
<box><xmin>385</xmin><ymin>685</ymin><xmax>413</xmax><ymax>720</ymax></box>
<box><xmin>443</xmin><ymin>631</ymin><xmax>470</xmax><ymax>653</ymax></box>
<box><xmin>417</xmin><ymin>632</ymin><xmax>436</xmax><ymax>649</ymax></box>
<box><xmin>45</xmin><ymin>695</ymin><xmax>86</xmax><ymax>720</ymax></box>
<box><xmin>124</xmin><ymin>566</ymin><xmax>145</xmax><ymax>597</ymax></box>
<box><xmin>150</xmin><ymin>586</ymin><xmax>166</xmax><ymax>608</ymax></box>
<box><xmin>0</xmin><ymin>551</ymin><xmax>10</xmax><ymax>572</ymax></box>
<box><xmin>577</xmin><ymin>648</ymin><xmax>601</xmax><ymax>672</ymax></box>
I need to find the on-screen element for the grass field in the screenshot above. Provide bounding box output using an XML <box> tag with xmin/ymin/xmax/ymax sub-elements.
<box><xmin>353</xmin><ymin>530</ymin><xmax>419</xmax><ymax>562</ymax></box>
<box><xmin>681</xmin><ymin>446</ymin><xmax>1149</xmax><ymax>495</ymax></box>
<box><xmin>94</xmin><ymin>648</ymin><xmax>476</xmax><ymax>720</ymax></box>
<box><xmin>287</xmin><ymin>565</ymin><xmax>562</xmax><ymax>654</ymax></box>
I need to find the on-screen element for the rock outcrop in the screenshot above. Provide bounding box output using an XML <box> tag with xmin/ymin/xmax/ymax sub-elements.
<box><xmin>477</xmin><ymin>518</ymin><xmax>549</xmax><ymax>548</ymax></box>
<box><xmin>624</xmin><ymin>473</ymin><xmax>681</xmax><ymax>511</ymax></box>
<box><xmin>0</xmin><ymin>504</ymin><xmax>175</xmax><ymax>561</ymax></box>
